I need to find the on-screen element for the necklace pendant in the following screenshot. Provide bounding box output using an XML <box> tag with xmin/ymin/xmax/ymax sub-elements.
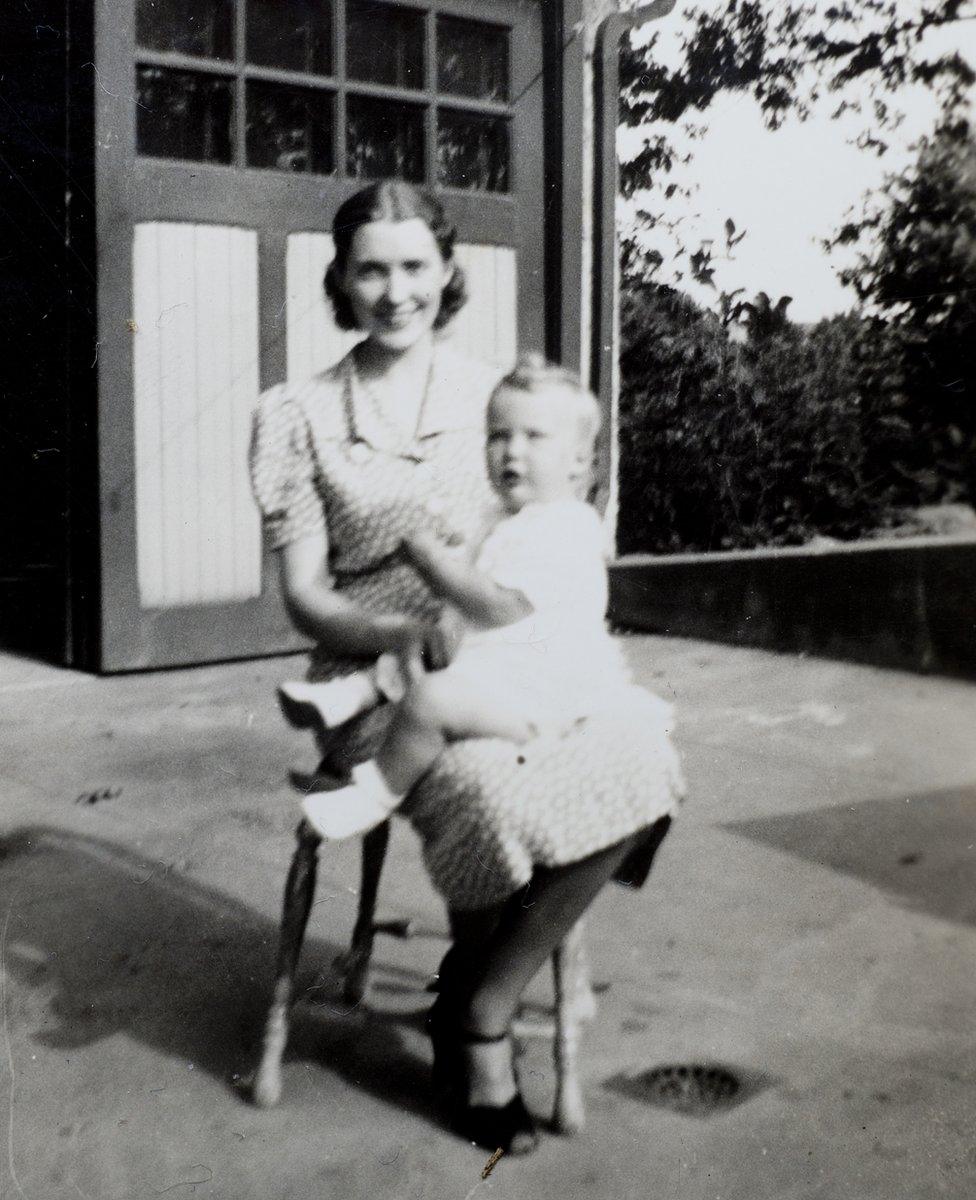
<box><xmin>348</xmin><ymin>440</ymin><xmax>371</xmax><ymax>464</ymax></box>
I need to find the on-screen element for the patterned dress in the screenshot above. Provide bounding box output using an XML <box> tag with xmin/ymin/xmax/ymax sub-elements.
<box><xmin>250</xmin><ymin>342</ymin><xmax>683</xmax><ymax>911</ymax></box>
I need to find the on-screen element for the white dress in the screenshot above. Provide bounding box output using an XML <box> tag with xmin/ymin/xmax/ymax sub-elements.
<box><xmin>454</xmin><ymin>499</ymin><xmax>635</xmax><ymax>731</ymax></box>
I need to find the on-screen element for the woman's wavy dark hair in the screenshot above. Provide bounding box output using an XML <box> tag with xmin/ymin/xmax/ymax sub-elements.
<box><xmin>324</xmin><ymin>181</ymin><xmax>468</xmax><ymax>332</ymax></box>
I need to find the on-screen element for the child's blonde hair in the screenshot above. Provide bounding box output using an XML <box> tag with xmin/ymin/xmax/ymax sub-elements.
<box><xmin>492</xmin><ymin>352</ymin><xmax>601</xmax><ymax>454</ymax></box>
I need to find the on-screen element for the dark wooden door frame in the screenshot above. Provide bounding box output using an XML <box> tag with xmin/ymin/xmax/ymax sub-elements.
<box><xmin>87</xmin><ymin>0</ymin><xmax>552</xmax><ymax>671</ymax></box>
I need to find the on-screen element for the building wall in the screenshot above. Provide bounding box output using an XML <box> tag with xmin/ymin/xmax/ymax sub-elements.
<box><xmin>0</xmin><ymin>5</ymin><xmax>97</xmax><ymax>661</ymax></box>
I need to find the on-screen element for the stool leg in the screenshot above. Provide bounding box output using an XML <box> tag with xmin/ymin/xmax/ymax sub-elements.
<box><xmin>570</xmin><ymin>919</ymin><xmax>598</xmax><ymax>1022</ymax></box>
<box><xmin>337</xmin><ymin>819</ymin><xmax>390</xmax><ymax>1005</ymax></box>
<box><xmin>253</xmin><ymin>819</ymin><xmax>321</xmax><ymax>1108</ymax></box>
<box><xmin>551</xmin><ymin>921</ymin><xmax>586</xmax><ymax>1134</ymax></box>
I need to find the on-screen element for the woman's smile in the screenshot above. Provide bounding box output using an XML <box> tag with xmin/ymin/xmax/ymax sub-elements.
<box><xmin>375</xmin><ymin>306</ymin><xmax>423</xmax><ymax>329</ymax></box>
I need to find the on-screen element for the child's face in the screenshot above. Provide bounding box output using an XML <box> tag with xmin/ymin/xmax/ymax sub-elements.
<box><xmin>486</xmin><ymin>385</ymin><xmax>586</xmax><ymax>513</ymax></box>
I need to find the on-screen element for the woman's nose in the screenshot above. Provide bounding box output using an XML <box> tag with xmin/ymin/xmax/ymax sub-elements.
<box><xmin>383</xmin><ymin>269</ymin><xmax>410</xmax><ymax>305</ymax></box>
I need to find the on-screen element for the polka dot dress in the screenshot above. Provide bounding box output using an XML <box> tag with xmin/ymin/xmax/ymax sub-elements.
<box><xmin>404</xmin><ymin>688</ymin><xmax>683</xmax><ymax>910</ymax></box>
<box><xmin>250</xmin><ymin>345</ymin><xmax>497</xmax><ymax>681</ymax></box>
<box><xmin>250</xmin><ymin>344</ymin><xmax>684</xmax><ymax>911</ymax></box>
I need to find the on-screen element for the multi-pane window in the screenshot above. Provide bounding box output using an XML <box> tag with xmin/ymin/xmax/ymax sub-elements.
<box><xmin>134</xmin><ymin>0</ymin><xmax>512</xmax><ymax>192</ymax></box>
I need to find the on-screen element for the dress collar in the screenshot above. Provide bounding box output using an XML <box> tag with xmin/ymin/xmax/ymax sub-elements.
<box><xmin>416</xmin><ymin>342</ymin><xmax>484</xmax><ymax>440</ymax></box>
<box><xmin>344</xmin><ymin>342</ymin><xmax>486</xmax><ymax>456</ymax></box>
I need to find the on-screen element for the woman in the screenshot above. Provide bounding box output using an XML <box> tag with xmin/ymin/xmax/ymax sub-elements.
<box><xmin>250</xmin><ymin>181</ymin><xmax>682</xmax><ymax>1154</ymax></box>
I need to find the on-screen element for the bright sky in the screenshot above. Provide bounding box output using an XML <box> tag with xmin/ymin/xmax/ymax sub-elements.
<box><xmin>619</xmin><ymin>3</ymin><xmax>976</xmax><ymax>323</ymax></box>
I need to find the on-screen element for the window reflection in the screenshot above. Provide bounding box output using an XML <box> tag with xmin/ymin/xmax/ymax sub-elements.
<box><xmin>436</xmin><ymin>16</ymin><xmax>508</xmax><ymax>102</ymax></box>
<box><xmin>346</xmin><ymin>95</ymin><xmax>424</xmax><ymax>181</ymax></box>
<box><xmin>246</xmin><ymin>0</ymin><xmax>334</xmax><ymax>75</ymax></box>
<box><xmin>134</xmin><ymin>2</ymin><xmax>515</xmax><ymax>191</ymax></box>
<box><xmin>437</xmin><ymin>110</ymin><xmax>509</xmax><ymax>192</ymax></box>
<box><xmin>136</xmin><ymin>0</ymin><xmax>234</xmax><ymax>59</ymax></box>
<box><xmin>136</xmin><ymin>66</ymin><xmax>234</xmax><ymax>164</ymax></box>
<box><xmin>346</xmin><ymin>0</ymin><xmax>424</xmax><ymax>90</ymax></box>
<box><xmin>246</xmin><ymin>81</ymin><xmax>335</xmax><ymax>174</ymax></box>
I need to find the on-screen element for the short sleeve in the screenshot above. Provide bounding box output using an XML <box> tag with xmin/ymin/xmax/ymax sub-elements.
<box><xmin>249</xmin><ymin>384</ymin><xmax>327</xmax><ymax>550</ymax></box>
<box><xmin>477</xmin><ymin>502</ymin><xmax>608</xmax><ymax>621</ymax></box>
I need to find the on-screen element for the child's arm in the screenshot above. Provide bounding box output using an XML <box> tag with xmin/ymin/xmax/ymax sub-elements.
<box><xmin>401</xmin><ymin>531</ymin><xmax>533</xmax><ymax>628</ymax></box>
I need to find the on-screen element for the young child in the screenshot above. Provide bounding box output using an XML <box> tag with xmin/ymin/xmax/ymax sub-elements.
<box><xmin>280</xmin><ymin>354</ymin><xmax>642</xmax><ymax>839</ymax></box>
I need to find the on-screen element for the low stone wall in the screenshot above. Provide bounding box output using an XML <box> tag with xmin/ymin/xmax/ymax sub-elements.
<box><xmin>608</xmin><ymin>535</ymin><xmax>976</xmax><ymax>678</ymax></box>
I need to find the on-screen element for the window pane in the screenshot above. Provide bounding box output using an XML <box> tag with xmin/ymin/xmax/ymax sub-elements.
<box><xmin>246</xmin><ymin>0</ymin><xmax>333</xmax><ymax>75</ymax></box>
<box><xmin>136</xmin><ymin>0</ymin><xmax>234</xmax><ymax>59</ymax></box>
<box><xmin>346</xmin><ymin>95</ymin><xmax>424</xmax><ymax>181</ymax></box>
<box><xmin>246</xmin><ymin>81</ymin><xmax>335</xmax><ymax>173</ymax></box>
<box><xmin>437</xmin><ymin>16</ymin><xmax>508</xmax><ymax>102</ymax></box>
<box><xmin>346</xmin><ymin>0</ymin><xmax>424</xmax><ymax>90</ymax></box>
<box><xmin>136</xmin><ymin>67</ymin><xmax>234</xmax><ymax>164</ymax></box>
<box><xmin>437</xmin><ymin>110</ymin><xmax>509</xmax><ymax>192</ymax></box>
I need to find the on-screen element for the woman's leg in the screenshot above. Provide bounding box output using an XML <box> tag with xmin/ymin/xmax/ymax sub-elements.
<box><xmin>455</xmin><ymin>835</ymin><xmax>642</xmax><ymax>1038</ymax></box>
<box><xmin>435</xmin><ymin>835</ymin><xmax>643</xmax><ymax>1110</ymax></box>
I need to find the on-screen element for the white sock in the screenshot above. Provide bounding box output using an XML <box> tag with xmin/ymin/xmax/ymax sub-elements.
<box><xmin>301</xmin><ymin>761</ymin><xmax>404</xmax><ymax>841</ymax></box>
<box><xmin>350</xmin><ymin>760</ymin><xmax>401</xmax><ymax>809</ymax></box>
<box><xmin>281</xmin><ymin>675</ymin><xmax>379</xmax><ymax>729</ymax></box>
<box><xmin>314</xmin><ymin>675</ymin><xmax>381</xmax><ymax>725</ymax></box>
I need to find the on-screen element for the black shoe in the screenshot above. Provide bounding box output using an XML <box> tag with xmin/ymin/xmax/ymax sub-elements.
<box><xmin>455</xmin><ymin>1088</ymin><xmax>538</xmax><ymax>1156</ymax></box>
<box><xmin>426</xmin><ymin>1002</ymin><xmax>538</xmax><ymax>1155</ymax></box>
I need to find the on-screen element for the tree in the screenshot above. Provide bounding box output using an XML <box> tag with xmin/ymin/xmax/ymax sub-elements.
<box><xmin>841</xmin><ymin>111</ymin><xmax>976</xmax><ymax>500</ymax></box>
<box><xmin>738</xmin><ymin>291</ymin><xmax>794</xmax><ymax>343</ymax></box>
<box><xmin>620</xmin><ymin>0</ymin><xmax>975</xmax><ymax>197</ymax></box>
<box><xmin>616</xmin><ymin>277</ymin><xmax>896</xmax><ymax>553</ymax></box>
<box><xmin>615</xmin><ymin>1</ymin><xmax>976</xmax><ymax>552</ymax></box>
<box><xmin>617</xmin><ymin>0</ymin><xmax>976</xmax><ymax>278</ymax></box>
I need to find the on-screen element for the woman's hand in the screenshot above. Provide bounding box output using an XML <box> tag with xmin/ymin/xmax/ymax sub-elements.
<box><xmin>385</xmin><ymin>614</ymin><xmax>428</xmax><ymax>659</ymax></box>
<box><xmin>280</xmin><ymin>534</ymin><xmax>433</xmax><ymax>659</ymax></box>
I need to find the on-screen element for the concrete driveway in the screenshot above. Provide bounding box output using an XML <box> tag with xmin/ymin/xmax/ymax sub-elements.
<box><xmin>1</xmin><ymin>636</ymin><xmax>974</xmax><ymax>1199</ymax></box>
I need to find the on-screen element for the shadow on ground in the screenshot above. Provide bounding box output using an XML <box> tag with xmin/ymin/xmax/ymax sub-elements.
<box><xmin>724</xmin><ymin>785</ymin><xmax>976</xmax><ymax>927</ymax></box>
<box><xmin>0</xmin><ymin>826</ymin><xmax>441</xmax><ymax>1126</ymax></box>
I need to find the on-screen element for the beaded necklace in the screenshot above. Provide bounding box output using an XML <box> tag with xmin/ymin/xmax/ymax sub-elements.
<box><xmin>346</xmin><ymin>348</ymin><xmax>435</xmax><ymax>458</ymax></box>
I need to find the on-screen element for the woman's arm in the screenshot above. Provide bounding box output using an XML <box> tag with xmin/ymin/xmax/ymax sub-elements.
<box><xmin>278</xmin><ymin>532</ymin><xmax>425</xmax><ymax>657</ymax></box>
<box><xmin>401</xmin><ymin>531</ymin><xmax>533</xmax><ymax>629</ymax></box>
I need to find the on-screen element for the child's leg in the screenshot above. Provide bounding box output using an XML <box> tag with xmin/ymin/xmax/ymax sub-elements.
<box><xmin>375</xmin><ymin>667</ymin><xmax>537</xmax><ymax>795</ymax></box>
<box><xmin>301</xmin><ymin>665</ymin><xmax>537</xmax><ymax>841</ymax></box>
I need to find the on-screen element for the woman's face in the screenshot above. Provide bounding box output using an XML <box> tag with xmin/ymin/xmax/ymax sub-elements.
<box><xmin>339</xmin><ymin>217</ymin><xmax>453</xmax><ymax>351</ymax></box>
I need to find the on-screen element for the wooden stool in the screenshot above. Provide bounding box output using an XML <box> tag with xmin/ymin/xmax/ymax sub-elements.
<box><xmin>252</xmin><ymin>817</ymin><xmax>593</xmax><ymax>1133</ymax></box>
